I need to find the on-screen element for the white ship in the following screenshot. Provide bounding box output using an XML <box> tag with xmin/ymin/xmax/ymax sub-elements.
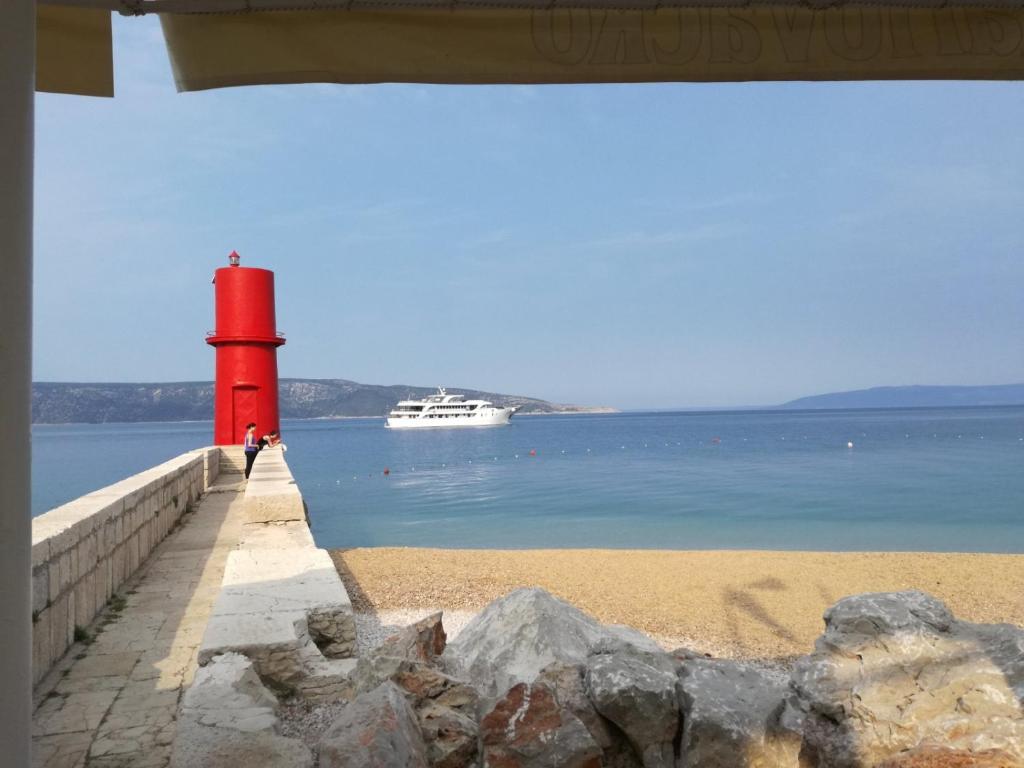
<box><xmin>386</xmin><ymin>388</ymin><xmax>516</xmax><ymax>429</ymax></box>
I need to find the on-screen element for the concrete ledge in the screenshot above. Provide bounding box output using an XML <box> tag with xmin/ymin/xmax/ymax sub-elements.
<box><xmin>244</xmin><ymin>447</ymin><xmax>305</xmax><ymax>524</ymax></box>
<box><xmin>196</xmin><ymin>449</ymin><xmax>357</xmax><ymax>703</ymax></box>
<box><xmin>31</xmin><ymin>446</ymin><xmax>222</xmax><ymax>686</ymax></box>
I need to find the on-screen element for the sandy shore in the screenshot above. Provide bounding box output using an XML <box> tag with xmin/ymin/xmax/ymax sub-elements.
<box><xmin>329</xmin><ymin>548</ymin><xmax>1024</xmax><ymax>662</ymax></box>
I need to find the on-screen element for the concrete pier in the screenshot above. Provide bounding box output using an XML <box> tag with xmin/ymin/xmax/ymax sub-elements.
<box><xmin>32</xmin><ymin>468</ymin><xmax>247</xmax><ymax>767</ymax></box>
<box><xmin>31</xmin><ymin>446</ymin><xmax>354</xmax><ymax>767</ymax></box>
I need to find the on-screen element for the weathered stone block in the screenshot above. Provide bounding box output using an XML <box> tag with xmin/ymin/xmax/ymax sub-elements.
<box><xmin>33</xmin><ymin>607</ymin><xmax>54</xmax><ymax>684</ymax></box>
<box><xmin>33</xmin><ymin>565</ymin><xmax>50</xmax><ymax>614</ymax></box>
<box><xmin>74</xmin><ymin>573</ymin><xmax>95</xmax><ymax>629</ymax></box>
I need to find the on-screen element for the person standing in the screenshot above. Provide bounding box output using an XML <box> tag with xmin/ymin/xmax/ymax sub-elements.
<box><xmin>243</xmin><ymin>422</ymin><xmax>260</xmax><ymax>479</ymax></box>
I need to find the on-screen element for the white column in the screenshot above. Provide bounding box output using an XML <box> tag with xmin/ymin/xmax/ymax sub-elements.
<box><xmin>0</xmin><ymin>0</ymin><xmax>35</xmax><ymax>763</ymax></box>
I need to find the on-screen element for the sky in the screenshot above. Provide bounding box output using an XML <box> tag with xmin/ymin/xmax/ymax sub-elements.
<box><xmin>33</xmin><ymin>16</ymin><xmax>1024</xmax><ymax>410</ymax></box>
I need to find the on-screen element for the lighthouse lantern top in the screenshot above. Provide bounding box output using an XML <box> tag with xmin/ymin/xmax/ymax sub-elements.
<box><xmin>228</xmin><ymin>250</ymin><xmax>241</xmax><ymax>267</ymax></box>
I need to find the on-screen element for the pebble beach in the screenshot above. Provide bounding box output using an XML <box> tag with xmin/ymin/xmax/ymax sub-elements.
<box><xmin>330</xmin><ymin>548</ymin><xmax>1024</xmax><ymax>661</ymax></box>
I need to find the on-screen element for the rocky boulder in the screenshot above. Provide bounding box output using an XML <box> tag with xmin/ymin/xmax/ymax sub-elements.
<box><xmin>584</xmin><ymin>650</ymin><xmax>680</xmax><ymax>768</ymax></box>
<box><xmin>677</xmin><ymin>658</ymin><xmax>801</xmax><ymax>768</ymax></box>
<box><xmin>379</xmin><ymin>612</ymin><xmax>448</xmax><ymax>664</ymax></box>
<box><xmin>790</xmin><ymin>591</ymin><xmax>1024</xmax><ymax>767</ymax></box>
<box><xmin>418</xmin><ymin>700</ymin><xmax>479</xmax><ymax>768</ymax></box>
<box><xmin>172</xmin><ymin>653</ymin><xmax>313</xmax><ymax>768</ymax></box>
<box><xmin>319</xmin><ymin>681</ymin><xmax>429</xmax><ymax>768</ymax></box>
<box><xmin>444</xmin><ymin>587</ymin><xmax>661</xmax><ymax>702</ymax></box>
<box><xmin>480</xmin><ymin>681</ymin><xmax>602</xmax><ymax>768</ymax></box>
<box><xmin>353</xmin><ymin>655</ymin><xmax>478</xmax><ymax>710</ymax></box>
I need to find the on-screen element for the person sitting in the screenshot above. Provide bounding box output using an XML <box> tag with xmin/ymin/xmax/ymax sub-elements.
<box><xmin>259</xmin><ymin>430</ymin><xmax>286</xmax><ymax>451</ymax></box>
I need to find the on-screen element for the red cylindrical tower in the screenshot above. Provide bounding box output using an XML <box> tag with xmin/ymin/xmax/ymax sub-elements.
<box><xmin>206</xmin><ymin>251</ymin><xmax>286</xmax><ymax>445</ymax></box>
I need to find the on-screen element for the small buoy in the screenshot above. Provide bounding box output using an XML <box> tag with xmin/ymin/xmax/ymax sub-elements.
<box><xmin>515</xmin><ymin>454</ymin><xmax>519</xmax><ymax>459</ymax></box>
<box><xmin>529</xmin><ymin>449</ymin><xmax>536</xmax><ymax>457</ymax></box>
<box><xmin>469</xmin><ymin>459</ymin><xmax>473</xmax><ymax>463</ymax></box>
<box><xmin>711</xmin><ymin>437</ymin><xmax>721</xmax><ymax>444</ymax></box>
<box><xmin>383</xmin><ymin>467</ymin><xmax>390</xmax><ymax>476</ymax></box>
<box><xmin>847</xmin><ymin>441</ymin><xmax>854</xmax><ymax>449</ymax></box>
<box><xmin>586</xmin><ymin>448</ymin><xmax>591</xmax><ymax>453</ymax></box>
<box><xmin>561</xmin><ymin>450</ymin><xmax>566</xmax><ymax>454</ymax></box>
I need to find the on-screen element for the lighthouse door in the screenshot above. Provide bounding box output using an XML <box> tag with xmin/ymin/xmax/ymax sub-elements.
<box><xmin>232</xmin><ymin>385</ymin><xmax>260</xmax><ymax>444</ymax></box>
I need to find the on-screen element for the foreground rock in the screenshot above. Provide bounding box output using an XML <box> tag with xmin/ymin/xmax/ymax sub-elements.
<box><xmin>172</xmin><ymin>653</ymin><xmax>313</xmax><ymax>768</ymax></box>
<box><xmin>585</xmin><ymin>650</ymin><xmax>679</xmax><ymax>768</ymax></box>
<box><xmin>351</xmin><ymin>613</ymin><xmax>480</xmax><ymax>767</ymax></box>
<box><xmin>418</xmin><ymin>701</ymin><xmax>480</xmax><ymax>768</ymax></box>
<box><xmin>378</xmin><ymin>611</ymin><xmax>447</xmax><ymax>664</ymax></box>
<box><xmin>444</xmin><ymin>587</ymin><xmax>661</xmax><ymax>702</ymax></box>
<box><xmin>319</xmin><ymin>681</ymin><xmax>429</xmax><ymax>767</ymax></box>
<box><xmin>790</xmin><ymin>591</ymin><xmax>1024</xmax><ymax>767</ymax></box>
<box><xmin>480</xmin><ymin>681</ymin><xmax>602</xmax><ymax>767</ymax></box>
<box><xmin>678</xmin><ymin>659</ymin><xmax>801</xmax><ymax>768</ymax></box>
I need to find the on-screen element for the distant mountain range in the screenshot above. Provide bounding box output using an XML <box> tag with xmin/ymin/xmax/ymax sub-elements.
<box><xmin>30</xmin><ymin>379</ymin><xmax>610</xmax><ymax>424</ymax></box>
<box><xmin>780</xmin><ymin>384</ymin><xmax>1024</xmax><ymax>410</ymax></box>
<box><xmin>29</xmin><ymin>380</ymin><xmax>1024</xmax><ymax>424</ymax></box>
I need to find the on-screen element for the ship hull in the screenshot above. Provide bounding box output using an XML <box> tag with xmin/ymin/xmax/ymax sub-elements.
<box><xmin>385</xmin><ymin>408</ymin><xmax>515</xmax><ymax>429</ymax></box>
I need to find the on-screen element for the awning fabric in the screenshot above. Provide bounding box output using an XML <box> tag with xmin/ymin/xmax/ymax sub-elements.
<box><xmin>33</xmin><ymin>2</ymin><xmax>1024</xmax><ymax>95</ymax></box>
<box><xmin>37</xmin><ymin>6</ymin><xmax>113</xmax><ymax>96</ymax></box>
<box><xmin>161</xmin><ymin>7</ymin><xmax>1024</xmax><ymax>92</ymax></box>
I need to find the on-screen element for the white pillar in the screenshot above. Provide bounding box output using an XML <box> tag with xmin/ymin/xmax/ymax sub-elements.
<box><xmin>0</xmin><ymin>0</ymin><xmax>35</xmax><ymax>764</ymax></box>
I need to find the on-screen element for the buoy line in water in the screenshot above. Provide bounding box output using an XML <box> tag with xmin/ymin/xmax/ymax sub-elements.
<box><xmin>305</xmin><ymin>432</ymin><xmax>967</xmax><ymax>484</ymax></box>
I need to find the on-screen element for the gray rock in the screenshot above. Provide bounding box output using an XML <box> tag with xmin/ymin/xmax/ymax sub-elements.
<box><xmin>172</xmin><ymin>653</ymin><xmax>314</xmax><ymax>768</ymax></box>
<box><xmin>584</xmin><ymin>651</ymin><xmax>680</xmax><ymax>768</ymax></box>
<box><xmin>677</xmin><ymin>659</ymin><xmax>801</xmax><ymax>768</ymax></box>
<box><xmin>418</xmin><ymin>701</ymin><xmax>479</xmax><ymax>768</ymax></box>
<box><xmin>444</xmin><ymin>587</ymin><xmax>660</xmax><ymax>701</ymax></box>
<box><xmin>790</xmin><ymin>590</ymin><xmax>1024</xmax><ymax>767</ymax></box>
<box><xmin>480</xmin><ymin>681</ymin><xmax>602</xmax><ymax>768</ymax></box>
<box><xmin>354</xmin><ymin>654</ymin><xmax>479</xmax><ymax>711</ymax></box>
<box><xmin>537</xmin><ymin>662</ymin><xmax>617</xmax><ymax>750</ymax></box>
<box><xmin>379</xmin><ymin>611</ymin><xmax>447</xmax><ymax>664</ymax></box>
<box><xmin>319</xmin><ymin>681</ymin><xmax>429</xmax><ymax>767</ymax></box>
<box><xmin>180</xmin><ymin>652</ymin><xmax>280</xmax><ymax>732</ymax></box>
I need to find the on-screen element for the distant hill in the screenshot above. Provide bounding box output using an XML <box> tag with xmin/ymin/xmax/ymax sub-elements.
<box><xmin>780</xmin><ymin>384</ymin><xmax>1024</xmax><ymax>410</ymax></box>
<box><xmin>31</xmin><ymin>379</ymin><xmax>609</xmax><ymax>424</ymax></box>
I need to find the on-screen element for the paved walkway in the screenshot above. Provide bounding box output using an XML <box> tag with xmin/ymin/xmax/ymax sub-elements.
<box><xmin>32</xmin><ymin>476</ymin><xmax>246</xmax><ymax>768</ymax></box>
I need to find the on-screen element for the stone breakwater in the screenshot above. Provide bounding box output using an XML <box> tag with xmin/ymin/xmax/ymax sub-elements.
<box><xmin>175</xmin><ymin>585</ymin><xmax>1024</xmax><ymax>767</ymax></box>
<box><xmin>31</xmin><ymin>446</ymin><xmax>221</xmax><ymax>685</ymax></box>
<box><xmin>174</xmin><ymin>445</ymin><xmax>360</xmax><ymax>766</ymax></box>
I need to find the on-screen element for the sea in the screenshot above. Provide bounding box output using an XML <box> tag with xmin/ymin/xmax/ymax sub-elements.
<box><xmin>32</xmin><ymin>407</ymin><xmax>1024</xmax><ymax>553</ymax></box>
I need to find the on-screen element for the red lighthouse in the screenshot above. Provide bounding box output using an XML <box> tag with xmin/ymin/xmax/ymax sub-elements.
<box><xmin>206</xmin><ymin>251</ymin><xmax>285</xmax><ymax>445</ymax></box>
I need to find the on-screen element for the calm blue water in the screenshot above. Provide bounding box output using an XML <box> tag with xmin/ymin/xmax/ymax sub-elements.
<box><xmin>32</xmin><ymin>421</ymin><xmax>214</xmax><ymax>516</ymax></box>
<box><xmin>33</xmin><ymin>408</ymin><xmax>1024</xmax><ymax>552</ymax></box>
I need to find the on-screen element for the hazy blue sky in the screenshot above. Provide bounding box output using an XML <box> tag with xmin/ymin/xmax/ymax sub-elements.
<box><xmin>34</xmin><ymin>16</ymin><xmax>1024</xmax><ymax>409</ymax></box>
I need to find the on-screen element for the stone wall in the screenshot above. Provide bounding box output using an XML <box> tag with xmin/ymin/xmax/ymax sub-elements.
<box><xmin>31</xmin><ymin>447</ymin><xmax>222</xmax><ymax>686</ymax></box>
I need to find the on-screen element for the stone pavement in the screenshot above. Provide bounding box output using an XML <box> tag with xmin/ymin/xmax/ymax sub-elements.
<box><xmin>32</xmin><ymin>476</ymin><xmax>247</xmax><ymax>768</ymax></box>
